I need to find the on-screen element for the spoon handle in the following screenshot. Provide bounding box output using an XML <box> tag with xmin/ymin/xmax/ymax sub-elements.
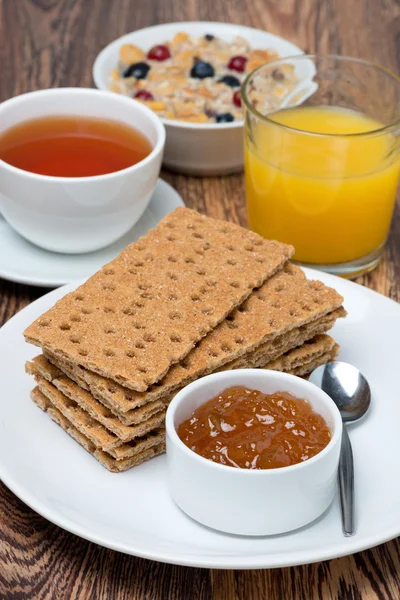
<box><xmin>339</xmin><ymin>423</ymin><xmax>355</xmax><ymax>536</ymax></box>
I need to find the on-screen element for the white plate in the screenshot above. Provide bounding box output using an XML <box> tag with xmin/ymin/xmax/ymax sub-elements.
<box><xmin>0</xmin><ymin>270</ymin><xmax>399</xmax><ymax>569</ymax></box>
<box><xmin>0</xmin><ymin>179</ymin><xmax>184</xmax><ymax>288</ymax></box>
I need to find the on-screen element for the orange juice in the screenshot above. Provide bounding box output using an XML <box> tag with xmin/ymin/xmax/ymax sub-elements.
<box><xmin>245</xmin><ymin>106</ymin><xmax>400</xmax><ymax>264</ymax></box>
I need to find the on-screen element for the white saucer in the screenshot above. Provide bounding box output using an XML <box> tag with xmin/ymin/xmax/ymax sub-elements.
<box><xmin>1</xmin><ymin>270</ymin><xmax>400</xmax><ymax>568</ymax></box>
<box><xmin>0</xmin><ymin>179</ymin><xmax>184</xmax><ymax>288</ymax></box>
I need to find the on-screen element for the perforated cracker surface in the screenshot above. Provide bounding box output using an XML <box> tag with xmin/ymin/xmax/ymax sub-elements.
<box><xmin>221</xmin><ymin>308</ymin><xmax>344</xmax><ymax>370</ymax></box>
<box><xmin>29</xmin><ymin>334</ymin><xmax>339</xmax><ymax>470</ymax></box>
<box><xmin>43</xmin><ymin>351</ymin><xmax>167</xmax><ymax>420</ymax></box>
<box><xmin>24</xmin><ymin>208</ymin><xmax>293</xmax><ymax>392</ymax></box>
<box><xmin>42</xmin><ymin>307</ymin><xmax>343</xmax><ymax>432</ymax></box>
<box><xmin>45</xmin><ymin>264</ymin><xmax>344</xmax><ymax>417</ymax></box>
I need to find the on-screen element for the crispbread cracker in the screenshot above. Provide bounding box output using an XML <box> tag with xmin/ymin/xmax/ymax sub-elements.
<box><xmin>29</xmin><ymin>334</ymin><xmax>339</xmax><ymax>472</ymax></box>
<box><xmin>32</xmin><ymin>375</ymin><xmax>165</xmax><ymax>452</ymax></box>
<box><xmin>43</xmin><ymin>351</ymin><xmax>169</xmax><ymax>419</ymax></box>
<box><xmin>261</xmin><ymin>335</ymin><xmax>340</xmax><ymax>376</ymax></box>
<box><xmin>263</xmin><ymin>334</ymin><xmax>336</xmax><ymax>372</ymax></box>
<box><xmin>44</xmin><ymin>264</ymin><xmax>344</xmax><ymax>418</ymax></box>
<box><xmin>225</xmin><ymin>307</ymin><xmax>345</xmax><ymax>370</ymax></box>
<box><xmin>24</xmin><ymin>208</ymin><xmax>293</xmax><ymax>392</ymax></box>
<box><xmin>27</xmin><ymin>356</ymin><xmax>164</xmax><ymax>441</ymax></box>
<box><xmin>287</xmin><ymin>346</ymin><xmax>339</xmax><ymax>377</ymax></box>
<box><xmin>29</xmin><ymin>305</ymin><xmax>337</xmax><ymax>437</ymax></box>
<box><xmin>106</xmin><ymin>427</ymin><xmax>165</xmax><ymax>460</ymax></box>
<box><xmin>31</xmin><ymin>388</ymin><xmax>165</xmax><ymax>472</ymax></box>
<box><xmin>28</xmin><ymin>306</ymin><xmax>341</xmax><ymax>442</ymax></box>
<box><xmin>32</xmin><ymin>375</ymin><xmax>165</xmax><ymax>460</ymax></box>
<box><xmin>44</xmin><ymin>306</ymin><xmax>343</xmax><ymax>425</ymax></box>
<box><xmin>34</xmin><ymin>376</ymin><xmax>118</xmax><ymax>450</ymax></box>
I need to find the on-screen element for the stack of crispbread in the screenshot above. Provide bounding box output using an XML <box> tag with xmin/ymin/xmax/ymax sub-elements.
<box><xmin>24</xmin><ymin>208</ymin><xmax>345</xmax><ymax>472</ymax></box>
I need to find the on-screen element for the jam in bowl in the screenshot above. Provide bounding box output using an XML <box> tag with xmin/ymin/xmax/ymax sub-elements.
<box><xmin>177</xmin><ymin>386</ymin><xmax>331</xmax><ymax>470</ymax></box>
<box><xmin>166</xmin><ymin>369</ymin><xmax>342</xmax><ymax>536</ymax></box>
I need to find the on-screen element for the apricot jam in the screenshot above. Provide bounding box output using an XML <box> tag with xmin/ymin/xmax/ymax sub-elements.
<box><xmin>177</xmin><ymin>386</ymin><xmax>331</xmax><ymax>469</ymax></box>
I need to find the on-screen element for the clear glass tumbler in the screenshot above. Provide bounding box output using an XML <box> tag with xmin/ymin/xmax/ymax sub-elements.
<box><xmin>242</xmin><ymin>55</ymin><xmax>400</xmax><ymax>277</ymax></box>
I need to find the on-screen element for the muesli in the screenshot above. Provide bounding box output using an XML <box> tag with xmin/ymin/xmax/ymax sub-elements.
<box><xmin>109</xmin><ymin>32</ymin><xmax>297</xmax><ymax>123</ymax></box>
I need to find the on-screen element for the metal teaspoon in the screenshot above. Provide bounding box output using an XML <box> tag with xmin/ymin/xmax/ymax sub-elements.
<box><xmin>309</xmin><ymin>361</ymin><xmax>371</xmax><ymax>536</ymax></box>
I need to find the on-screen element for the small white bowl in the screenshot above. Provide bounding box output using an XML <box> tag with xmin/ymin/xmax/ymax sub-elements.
<box><xmin>0</xmin><ymin>88</ymin><xmax>165</xmax><ymax>254</ymax></box>
<box><xmin>93</xmin><ymin>22</ymin><xmax>303</xmax><ymax>176</ymax></box>
<box><xmin>166</xmin><ymin>369</ymin><xmax>342</xmax><ymax>536</ymax></box>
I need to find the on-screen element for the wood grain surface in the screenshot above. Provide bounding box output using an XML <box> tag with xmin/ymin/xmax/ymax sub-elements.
<box><xmin>0</xmin><ymin>0</ymin><xmax>399</xmax><ymax>598</ymax></box>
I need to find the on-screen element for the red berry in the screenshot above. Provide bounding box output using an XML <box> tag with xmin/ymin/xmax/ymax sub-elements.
<box><xmin>233</xmin><ymin>90</ymin><xmax>241</xmax><ymax>107</ymax></box>
<box><xmin>147</xmin><ymin>44</ymin><xmax>171</xmax><ymax>61</ymax></box>
<box><xmin>228</xmin><ymin>55</ymin><xmax>247</xmax><ymax>73</ymax></box>
<box><xmin>134</xmin><ymin>90</ymin><xmax>154</xmax><ymax>101</ymax></box>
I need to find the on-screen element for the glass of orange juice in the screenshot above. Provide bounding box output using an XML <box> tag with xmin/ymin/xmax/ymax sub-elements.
<box><xmin>242</xmin><ymin>55</ymin><xmax>400</xmax><ymax>277</ymax></box>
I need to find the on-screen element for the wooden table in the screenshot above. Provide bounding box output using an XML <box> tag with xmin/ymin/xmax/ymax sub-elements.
<box><xmin>1</xmin><ymin>1</ymin><xmax>399</xmax><ymax>598</ymax></box>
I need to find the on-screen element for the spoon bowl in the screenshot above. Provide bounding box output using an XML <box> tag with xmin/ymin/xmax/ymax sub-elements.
<box><xmin>309</xmin><ymin>362</ymin><xmax>371</xmax><ymax>423</ymax></box>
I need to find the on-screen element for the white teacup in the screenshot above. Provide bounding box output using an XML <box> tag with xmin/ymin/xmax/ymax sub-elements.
<box><xmin>0</xmin><ymin>88</ymin><xmax>165</xmax><ymax>254</ymax></box>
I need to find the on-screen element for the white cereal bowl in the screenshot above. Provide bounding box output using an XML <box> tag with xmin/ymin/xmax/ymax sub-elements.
<box><xmin>166</xmin><ymin>369</ymin><xmax>342</xmax><ymax>536</ymax></box>
<box><xmin>0</xmin><ymin>88</ymin><xmax>165</xmax><ymax>254</ymax></box>
<box><xmin>93</xmin><ymin>22</ymin><xmax>304</xmax><ymax>176</ymax></box>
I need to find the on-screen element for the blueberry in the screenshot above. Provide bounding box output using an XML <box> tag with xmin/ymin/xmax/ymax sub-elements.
<box><xmin>123</xmin><ymin>62</ymin><xmax>150</xmax><ymax>79</ymax></box>
<box><xmin>272</xmin><ymin>68</ymin><xmax>285</xmax><ymax>82</ymax></box>
<box><xmin>190</xmin><ymin>61</ymin><xmax>215</xmax><ymax>79</ymax></box>
<box><xmin>216</xmin><ymin>112</ymin><xmax>235</xmax><ymax>123</ymax></box>
<box><xmin>218</xmin><ymin>75</ymin><xmax>241</xmax><ymax>88</ymax></box>
<box><xmin>204</xmin><ymin>34</ymin><xmax>215</xmax><ymax>41</ymax></box>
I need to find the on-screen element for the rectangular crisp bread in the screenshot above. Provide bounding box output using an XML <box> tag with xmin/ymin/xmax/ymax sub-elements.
<box><xmin>27</xmin><ymin>356</ymin><xmax>165</xmax><ymax>441</ymax></box>
<box><xmin>263</xmin><ymin>334</ymin><xmax>337</xmax><ymax>372</ymax></box>
<box><xmin>42</xmin><ymin>305</ymin><xmax>344</xmax><ymax>426</ymax></box>
<box><xmin>31</xmin><ymin>388</ymin><xmax>165</xmax><ymax>473</ymax></box>
<box><xmin>24</xmin><ymin>208</ymin><xmax>293</xmax><ymax>392</ymax></box>
<box><xmin>27</xmin><ymin>307</ymin><xmax>341</xmax><ymax>449</ymax></box>
<box><xmin>29</xmin><ymin>334</ymin><xmax>338</xmax><ymax>472</ymax></box>
<box><xmin>286</xmin><ymin>346</ymin><xmax>339</xmax><ymax>377</ymax></box>
<box><xmin>225</xmin><ymin>307</ymin><xmax>345</xmax><ymax>370</ymax></box>
<box><xmin>28</xmin><ymin>306</ymin><xmax>340</xmax><ymax>438</ymax></box>
<box><xmin>262</xmin><ymin>335</ymin><xmax>340</xmax><ymax>376</ymax></box>
<box><xmin>31</xmin><ymin>374</ymin><xmax>165</xmax><ymax>452</ymax></box>
<box><xmin>43</xmin><ymin>264</ymin><xmax>345</xmax><ymax>419</ymax></box>
<box><xmin>42</xmin><ymin>353</ymin><xmax>167</xmax><ymax>424</ymax></box>
<box><xmin>31</xmin><ymin>375</ymin><xmax>166</xmax><ymax>460</ymax></box>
